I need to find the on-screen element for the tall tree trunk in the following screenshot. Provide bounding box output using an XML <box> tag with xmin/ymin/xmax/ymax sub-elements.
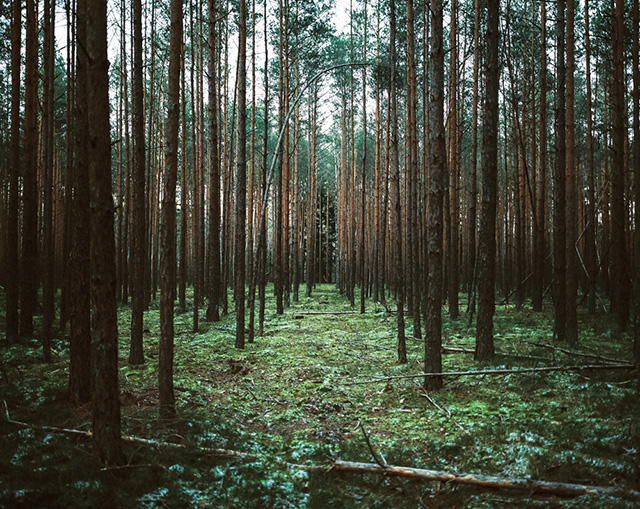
<box><xmin>475</xmin><ymin>0</ymin><xmax>500</xmax><ymax>361</ymax></box>
<box><xmin>360</xmin><ymin>0</ymin><xmax>368</xmax><ymax>314</ymax></box>
<box><xmin>565</xmin><ymin>0</ymin><xmax>578</xmax><ymax>345</ymax></box>
<box><xmin>389</xmin><ymin>0</ymin><xmax>406</xmax><ymax>364</ymax></box>
<box><xmin>553</xmin><ymin>0</ymin><xmax>567</xmax><ymax>342</ymax></box>
<box><xmin>159</xmin><ymin>0</ymin><xmax>182</xmax><ymax>420</ymax></box>
<box><xmin>584</xmin><ymin>0</ymin><xmax>597</xmax><ymax>315</ymax></box>
<box><xmin>235</xmin><ymin>0</ymin><xmax>247</xmax><ymax>349</ymax></box>
<box><xmin>86</xmin><ymin>0</ymin><xmax>123</xmax><ymax>465</ymax></box>
<box><xmin>206</xmin><ymin>0</ymin><xmax>222</xmax><ymax>322</ymax></box>
<box><xmin>447</xmin><ymin>0</ymin><xmax>459</xmax><ymax>320</ymax></box>
<box><xmin>42</xmin><ymin>0</ymin><xmax>56</xmax><ymax>362</ymax></box>
<box><xmin>69</xmin><ymin>0</ymin><xmax>92</xmax><ymax>405</ymax></box>
<box><xmin>20</xmin><ymin>0</ymin><xmax>39</xmax><ymax>338</ymax></box>
<box><xmin>425</xmin><ymin>0</ymin><xmax>446</xmax><ymax>389</ymax></box>
<box><xmin>6</xmin><ymin>0</ymin><xmax>21</xmax><ymax>342</ymax></box>
<box><xmin>129</xmin><ymin>0</ymin><xmax>146</xmax><ymax>365</ymax></box>
<box><xmin>533</xmin><ymin>0</ymin><xmax>547</xmax><ymax>313</ymax></box>
<box><xmin>633</xmin><ymin>0</ymin><xmax>640</xmax><ymax>337</ymax></box>
<box><xmin>612</xmin><ymin>0</ymin><xmax>630</xmax><ymax>329</ymax></box>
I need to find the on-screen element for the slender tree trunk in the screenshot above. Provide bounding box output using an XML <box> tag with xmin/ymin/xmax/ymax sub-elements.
<box><xmin>86</xmin><ymin>0</ymin><xmax>123</xmax><ymax>465</ymax></box>
<box><xmin>235</xmin><ymin>0</ymin><xmax>247</xmax><ymax>349</ymax></box>
<box><xmin>159</xmin><ymin>0</ymin><xmax>182</xmax><ymax>420</ymax></box>
<box><xmin>467</xmin><ymin>0</ymin><xmax>480</xmax><ymax>316</ymax></box>
<box><xmin>129</xmin><ymin>0</ymin><xmax>146</xmax><ymax>365</ymax></box>
<box><xmin>42</xmin><ymin>0</ymin><xmax>56</xmax><ymax>362</ymax></box>
<box><xmin>565</xmin><ymin>0</ymin><xmax>578</xmax><ymax>345</ymax></box>
<box><xmin>533</xmin><ymin>0</ymin><xmax>547</xmax><ymax>313</ymax></box>
<box><xmin>553</xmin><ymin>0</ymin><xmax>567</xmax><ymax>342</ymax></box>
<box><xmin>69</xmin><ymin>0</ymin><xmax>92</xmax><ymax>405</ymax></box>
<box><xmin>6</xmin><ymin>0</ymin><xmax>21</xmax><ymax>343</ymax></box>
<box><xmin>612</xmin><ymin>0</ymin><xmax>630</xmax><ymax>329</ymax></box>
<box><xmin>206</xmin><ymin>0</ymin><xmax>222</xmax><ymax>322</ymax></box>
<box><xmin>475</xmin><ymin>0</ymin><xmax>500</xmax><ymax>361</ymax></box>
<box><xmin>632</xmin><ymin>0</ymin><xmax>640</xmax><ymax>337</ymax></box>
<box><xmin>584</xmin><ymin>0</ymin><xmax>597</xmax><ymax>315</ymax></box>
<box><xmin>20</xmin><ymin>0</ymin><xmax>39</xmax><ymax>338</ymax></box>
<box><xmin>424</xmin><ymin>0</ymin><xmax>445</xmax><ymax>389</ymax></box>
<box><xmin>389</xmin><ymin>0</ymin><xmax>406</xmax><ymax>364</ymax></box>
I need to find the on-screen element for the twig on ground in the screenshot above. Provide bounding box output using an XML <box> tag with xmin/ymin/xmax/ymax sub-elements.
<box><xmin>344</xmin><ymin>364</ymin><xmax>636</xmax><ymax>386</ymax></box>
<box><xmin>356</xmin><ymin>420</ymin><xmax>387</xmax><ymax>467</ymax></box>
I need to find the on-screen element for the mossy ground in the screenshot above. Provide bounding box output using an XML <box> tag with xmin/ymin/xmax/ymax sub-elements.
<box><xmin>1</xmin><ymin>284</ymin><xmax>639</xmax><ymax>507</ymax></box>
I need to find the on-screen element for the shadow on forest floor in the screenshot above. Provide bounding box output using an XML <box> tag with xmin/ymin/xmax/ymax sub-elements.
<box><xmin>1</xmin><ymin>285</ymin><xmax>639</xmax><ymax>507</ymax></box>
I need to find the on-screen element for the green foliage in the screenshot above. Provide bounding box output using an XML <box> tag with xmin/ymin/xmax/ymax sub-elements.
<box><xmin>1</xmin><ymin>285</ymin><xmax>639</xmax><ymax>507</ymax></box>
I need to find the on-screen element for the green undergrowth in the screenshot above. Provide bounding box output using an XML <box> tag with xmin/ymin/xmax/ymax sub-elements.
<box><xmin>1</xmin><ymin>285</ymin><xmax>639</xmax><ymax>508</ymax></box>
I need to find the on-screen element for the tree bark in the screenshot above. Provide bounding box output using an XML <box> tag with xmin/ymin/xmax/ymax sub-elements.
<box><xmin>129</xmin><ymin>0</ymin><xmax>146</xmax><ymax>365</ymax></box>
<box><xmin>425</xmin><ymin>0</ymin><xmax>445</xmax><ymax>389</ymax></box>
<box><xmin>86</xmin><ymin>0</ymin><xmax>123</xmax><ymax>465</ymax></box>
<box><xmin>235</xmin><ymin>0</ymin><xmax>247</xmax><ymax>349</ymax></box>
<box><xmin>6</xmin><ymin>0</ymin><xmax>21</xmax><ymax>343</ymax></box>
<box><xmin>20</xmin><ymin>0</ymin><xmax>39</xmax><ymax>338</ymax></box>
<box><xmin>475</xmin><ymin>0</ymin><xmax>500</xmax><ymax>361</ymax></box>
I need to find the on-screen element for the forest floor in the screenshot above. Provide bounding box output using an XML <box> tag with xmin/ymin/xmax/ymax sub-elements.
<box><xmin>1</xmin><ymin>284</ymin><xmax>639</xmax><ymax>508</ymax></box>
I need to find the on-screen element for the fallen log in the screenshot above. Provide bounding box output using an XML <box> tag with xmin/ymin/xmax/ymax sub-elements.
<box><xmin>345</xmin><ymin>363</ymin><xmax>636</xmax><ymax>386</ymax></box>
<box><xmin>523</xmin><ymin>340</ymin><xmax>628</xmax><ymax>365</ymax></box>
<box><xmin>330</xmin><ymin>460</ymin><xmax>640</xmax><ymax>501</ymax></box>
<box><xmin>294</xmin><ymin>311</ymin><xmax>359</xmax><ymax>316</ymax></box>
<box><xmin>4</xmin><ymin>412</ymin><xmax>640</xmax><ymax>501</ymax></box>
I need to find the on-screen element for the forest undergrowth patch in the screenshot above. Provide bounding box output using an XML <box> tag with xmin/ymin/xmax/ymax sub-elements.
<box><xmin>1</xmin><ymin>285</ymin><xmax>639</xmax><ymax>507</ymax></box>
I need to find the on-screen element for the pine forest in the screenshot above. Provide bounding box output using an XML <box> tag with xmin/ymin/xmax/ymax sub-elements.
<box><xmin>1</xmin><ymin>0</ymin><xmax>640</xmax><ymax>506</ymax></box>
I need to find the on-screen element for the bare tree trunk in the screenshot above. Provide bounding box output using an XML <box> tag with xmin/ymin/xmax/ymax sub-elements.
<box><xmin>425</xmin><ymin>0</ymin><xmax>445</xmax><ymax>389</ymax></box>
<box><xmin>553</xmin><ymin>0</ymin><xmax>567</xmax><ymax>342</ymax></box>
<box><xmin>159</xmin><ymin>0</ymin><xmax>182</xmax><ymax>420</ymax></box>
<box><xmin>86</xmin><ymin>0</ymin><xmax>123</xmax><ymax>465</ymax></box>
<box><xmin>533</xmin><ymin>0</ymin><xmax>547</xmax><ymax>313</ymax></box>
<box><xmin>6</xmin><ymin>0</ymin><xmax>21</xmax><ymax>342</ymax></box>
<box><xmin>565</xmin><ymin>0</ymin><xmax>578</xmax><ymax>346</ymax></box>
<box><xmin>235</xmin><ymin>0</ymin><xmax>247</xmax><ymax>349</ymax></box>
<box><xmin>475</xmin><ymin>0</ymin><xmax>500</xmax><ymax>361</ymax></box>
<box><xmin>129</xmin><ymin>0</ymin><xmax>146</xmax><ymax>365</ymax></box>
<box><xmin>206</xmin><ymin>0</ymin><xmax>222</xmax><ymax>322</ymax></box>
<box><xmin>20</xmin><ymin>0</ymin><xmax>39</xmax><ymax>338</ymax></box>
<box><xmin>611</xmin><ymin>0</ymin><xmax>630</xmax><ymax>329</ymax></box>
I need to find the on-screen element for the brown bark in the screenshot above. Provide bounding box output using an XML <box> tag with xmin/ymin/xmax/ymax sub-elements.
<box><xmin>206</xmin><ymin>0</ymin><xmax>222</xmax><ymax>322</ymax></box>
<box><xmin>86</xmin><ymin>0</ymin><xmax>123</xmax><ymax>465</ymax></box>
<box><xmin>475</xmin><ymin>0</ymin><xmax>499</xmax><ymax>361</ymax></box>
<box><xmin>20</xmin><ymin>0</ymin><xmax>39</xmax><ymax>338</ymax></box>
<box><xmin>129</xmin><ymin>0</ymin><xmax>146</xmax><ymax>365</ymax></box>
<box><xmin>565</xmin><ymin>0</ymin><xmax>578</xmax><ymax>346</ymax></box>
<box><xmin>553</xmin><ymin>0</ymin><xmax>567</xmax><ymax>342</ymax></box>
<box><xmin>425</xmin><ymin>0</ymin><xmax>445</xmax><ymax>389</ymax></box>
<box><xmin>69</xmin><ymin>0</ymin><xmax>92</xmax><ymax>405</ymax></box>
<box><xmin>235</xmin><ymin>0</ymin><xmax>247</xmax><ymax>349</ymax></box>
<box><xmin>6</xmin><ymin>0</ymin><xmax>21</xmax><ymax>342</ymax></box>
<box><xmin>611</xmin><ymin>0</ymin><xmax>630</xmax><ymax>329</ymax></box>
<box><xmin>532</xmin><ymin>0</ymin><xmax>547</xmax><ymax>313</ymax></box>
<box><xmin>159</xmin><ymin>0</ymin><xmax>182</xmax><ymax>420</ymax></box>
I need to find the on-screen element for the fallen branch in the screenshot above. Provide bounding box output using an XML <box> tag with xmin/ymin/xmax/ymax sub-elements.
<box><xmin>294</xmin><ymin>311</ymin><xmax>358</xmax><ymax>316</ymax></box>
<box><xmin>330</xmin><ymin>460</ymin><xmax>640</xmax><ymax>501</ymax></box>
<box><xmin>523</xmin><ymin>340</ymin><xmax>628</xmax><ymax>365</ymax></box>
<box><xmin>345</xmin><ymin>364</ymin><xmax>636</xmax><ymax>386</ymax></box>
<box><xmin>4</xmin><ymin>411</ymin><xmax>639</xmax><ymax>501</ymax></box>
